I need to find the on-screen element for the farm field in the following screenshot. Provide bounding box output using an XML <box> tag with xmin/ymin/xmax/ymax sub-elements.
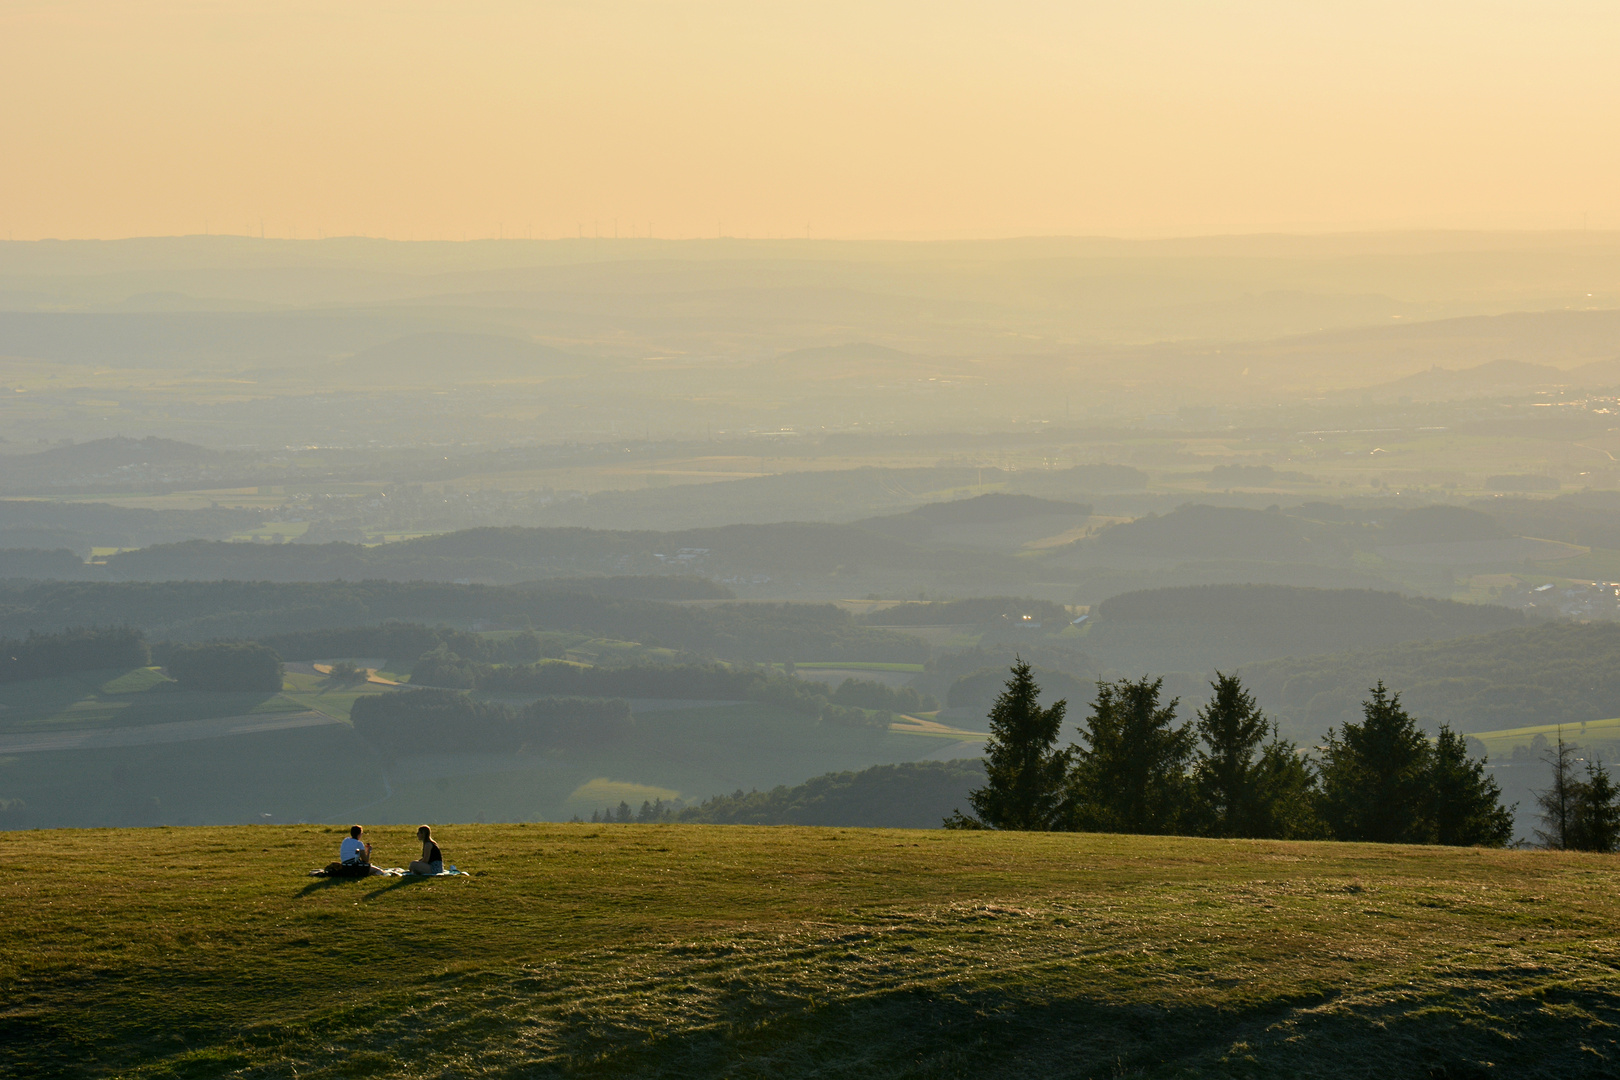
<box><xmin>2</xmin><ymin>825</ymin><xmax>1617</xmax><ymax>1078</ymax></box>
<box><xmin>1469</xmin><ymin>715</ymin><xmax>1620</xmax><ymax>758</ymax></box>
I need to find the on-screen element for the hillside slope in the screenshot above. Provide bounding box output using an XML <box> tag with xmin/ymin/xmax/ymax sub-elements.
<box><xmin>1083</xmin><ymin>583</ymin><xmax>1525</xmax><ymax>672</ymax></box>
<box><xmin>2</xmin><ymin>826</ymin><xmax>1615</xmax><ymax>1078</ymax></box>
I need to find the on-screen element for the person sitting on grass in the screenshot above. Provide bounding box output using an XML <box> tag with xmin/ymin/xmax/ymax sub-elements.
<box><xmin>409</xmin><ymin>825</ymin><xmax>444</xmax><ymax>875</ymax></box>
<box><xmin>339</xmin><ymin>824</ymin><xmax>385</xmax><ymax>877</ymax></box>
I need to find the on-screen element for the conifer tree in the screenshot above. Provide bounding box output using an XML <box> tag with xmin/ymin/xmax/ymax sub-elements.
<box><xmin>1192</xmin><ymin>673</ymin><xmax>1271</xmax><ymax>837</ymax></box>
<box><xmin>1068</xmin><ymin>676</ymin><xmax>1195</xmax><ymax>834</ymax></box>
<box><xmin>1534</xmin><ymin>734</ymin><xmax>1580</xmax><ymax>850</ymax></box>
<box><xmin>1570</xmin><ymin>758</ymin><xmax>1620</xmax><ymax>853</ymax></box>
<box><xmin>1428</xmin><ymin>724</ymin><xmax>1513</xmax><ymax>847</ymax></box>
<box><xmin>953</xmin><ymin>659</ymin><xmax>1069</xmax><ymax>830</ymax></box>
<box><xmin>1247</xmin><ymin>731</ymin><xmax>1325</xmax><ymax>839</ymax></box>
<box><xmin>1318</xmin><ymin>682</ymin><xmax>1434</xmax><ymax>843</ymax></box>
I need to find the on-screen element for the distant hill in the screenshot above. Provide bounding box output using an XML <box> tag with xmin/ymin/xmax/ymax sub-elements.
<box><xmin>0</xmin><ymin>309</ymin><xmax>448</xmax><ymax>366</ymax></box>
<box><xmin>856</xmin><ymin>493</ymin><xmax>1090</xmax><ymax>547</ymax></box>
<box><xmin>1240</xmin><ymin>621</ymin><xmax>1620</xmax><ymax>744</ymax></box>
<box><xmin>335</xmin><ymin>331</ymin><xmax>578</xmax><ymax>383</ymax></box>
<box><xmin>1473</xmin><ymin>490</ymin><xmax>1620</xmax><ymax>547</ymax></box>
<box><xmin>1084</xmin><ymin>584</ymin><xmax>1526</xmax><ymax>673</ymax></box>
<box><xmin>1204</xmin><ymin>464</ymin><xmax>1314</xmax><ymax>487</ymax></box>
<box><xmin>1093</xmin><ymin>505</ymin><xmax>1315</xmax><ymax>561</ymax></box>
<box><xmin>871</xmin><ymin>493</ymin><xmax>1089</xmax><ymax>527</ymax></box>
<box><xmin>1290</xmin><ymin>309</ymin><xmax>1620</xmax><ymax>375</ymax></box>
<box><xmin>14</xmin><ymin>436</ymin><xmax>219</xmax><ymax>471</ymax></box>
<box><xmin>0</xmin><ymin>580</ymin><xmax>929</xmax><ymax>662</ymax></box>
<box><xmin>0</xmin><ymin>499</ymin><xmax>259</xmax><ymax>555</ymax></box>
<box><xmin>1381</xmin><ymin>505</ymin><xmax>1507</xmax><ymax>545</ymax></box>
<box><xmin>0</xmin><ymin>437</ymin><xmax>233</xmax><ymax>494</ymax></box>
<box><xmin>94</xmin><ymin>521</ymin><xmax>988</xmax><ymax>584</ymax></box>
<box><xmin>1361</xmin><ymin>358</ymin><xmax>1568</xmax><ymax>400</ymax></box>
<box><xmin>1569</xmin><ymin>354</ymin><xmax>1620</xmax><ymax>385</ymax></box>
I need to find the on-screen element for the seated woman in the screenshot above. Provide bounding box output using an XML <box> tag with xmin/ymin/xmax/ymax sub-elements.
<box><xmin>409</xmin><ymin>825</ymin><xmax>444</xmax><ymax>875</ymax></box>
<box><xmin>339</xmin><ymin>824</ymin><xmax>385</xmax><ymax>877</ymax></box>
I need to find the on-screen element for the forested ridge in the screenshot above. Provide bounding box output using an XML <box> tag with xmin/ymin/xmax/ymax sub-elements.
<box><xmin>0</xmin><ymin>581</ymin><xmax>928</xmax><ymax>662</ymax></box>
<box><xmin>1241</xmin><ymin>621</ymin><xmax>1620</xmax><ymax>741</ymax></box>
<box><xmin>83</xmin><ymin>521</ymin><xmax>1011</xmax><ymax>583</ymax></box>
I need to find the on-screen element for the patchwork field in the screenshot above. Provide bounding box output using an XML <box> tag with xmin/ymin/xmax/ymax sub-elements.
<box><xmin>0</xmin><ymin>667</ymin><xmax>313</xmax><ymax>738</ymax></box>
<box><xmin>2</xmin><ymin>826</ymin><xmax>1617</xmax><ymax>1078</ymax></box>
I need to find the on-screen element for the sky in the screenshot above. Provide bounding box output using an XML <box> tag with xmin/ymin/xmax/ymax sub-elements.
<box><xmin>3</xmin><ymin>1</ymin><xmax>1618</xmax><ymax>241</ymax></box>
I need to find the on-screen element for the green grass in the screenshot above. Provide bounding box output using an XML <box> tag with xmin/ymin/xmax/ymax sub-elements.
<box><xmin>2</xmin><ymin>826</ymin><xmax>1617</xmax><ymax>1078</ymax></box>
<box><xmin>565</xmin><ymin>777</ymin><xmax>683</xmax><ymax>813</ymax></box>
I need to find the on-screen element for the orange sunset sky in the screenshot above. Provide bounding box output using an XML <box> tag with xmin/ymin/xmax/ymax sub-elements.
<box><xmin>3</xmin><ymin>1</ymin><xmax>1618</xmax><ymax>241</ymax></box>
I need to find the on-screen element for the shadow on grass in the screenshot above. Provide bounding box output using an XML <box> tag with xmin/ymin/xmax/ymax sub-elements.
<box><xmin>528</xmin><ymin>979</ymin><xmax>1620</xmax><ymax>1080</ymax></box>
<box><xmin>296</xmin><ymin>874</ymin><xmax>391</xmax><ymax>896</ymax></box>
<box><xmin>10</xmin><ymin>967</ymin><xmax>1619</xmax><ymax>1080</ymax></box>
<box><xmin>362</xmin><ymin>876</ymin><xmax>431</xmax><ymax>900</ymax></box>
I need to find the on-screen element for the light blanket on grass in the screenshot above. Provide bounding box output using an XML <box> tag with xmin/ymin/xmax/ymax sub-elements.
<box><xmin>308</xmin><ymin>866</ymin><xmax>469</xmax><ymax>878</ymax></box>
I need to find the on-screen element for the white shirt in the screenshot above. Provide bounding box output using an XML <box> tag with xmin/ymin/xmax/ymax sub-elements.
<box><xmin>340</xmin><ymin>836</ymin><xmax>366</xmax><ymax>863</ymax></box>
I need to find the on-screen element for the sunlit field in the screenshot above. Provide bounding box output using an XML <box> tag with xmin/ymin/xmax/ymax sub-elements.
<box><xmin>3</xmin><ymin>825</ymin><xmax>1617</xmax><ymax>1078</ymax></box>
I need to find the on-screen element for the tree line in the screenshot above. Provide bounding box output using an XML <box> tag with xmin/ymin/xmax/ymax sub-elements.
<box><xmin>0</xmin><ymin>626</ymin><xmax>149</xmax><ymax>683</ymax></box>
<box><xmin>949</xmin><ymin>661</ymin><xmax>1515</xmax><ymax>846</ymax></box>
<box><xmin>0</xmin><ymin>626</ymin><xmax>283</xmax><ymax>694</ymax></box>
<box><xmin>409</xmin><ymin>652</ymin><xmax>935</xmax><ymax>729</ymax></box>
<box><xmin>0</xmin><ymin>581</ymin><xmax>931</xmax><ymax>663</ymax></box>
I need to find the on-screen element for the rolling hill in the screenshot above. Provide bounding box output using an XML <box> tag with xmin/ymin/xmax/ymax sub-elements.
<box><xmin>3</xmin><ymin>825</ymin><xmax>1615</xmax><ymax>1078</ymax></box>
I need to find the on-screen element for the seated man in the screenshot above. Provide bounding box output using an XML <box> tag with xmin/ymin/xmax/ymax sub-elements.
<box><xmin>338</xmin><ymin>824</ymin><xmax>385</xmax><ymax>877</ymax></box>
<box><xmin>409</xmin><ymin>825</ymin><xmax>445</xmax><ymax>875</ymax></box>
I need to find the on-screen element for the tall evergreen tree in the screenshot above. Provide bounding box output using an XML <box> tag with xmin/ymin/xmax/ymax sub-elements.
<box><xmin>1317</xmin><ymin>682</ymin><xmax>1434</xmax><ymax>843</ymax></box>
<box><xmin>953</xmin><ymin>659</ymin><xmax>1069</xmax><ymax>830</ymax></box>
<box><xmin>1247</xmin><ymin>731</ymin><xmax>1325</xmax><ymax>839</ymax></box>
<box><xmin>1570</xmin><ymin>758</ymin><xmax>1620</xmax><ymax>853</ymax></box>
<box><xmin>1192</xmin><ymin>673</ymin><xmax>1271</xmax><ymax>837</ymax></box>
<box><xmin>1534</xmin><ymin>733</ymin><xmax>1580</xmax><ymax>850</ymax></box>
<box><xmin>1067</xmin><ymin>676</ymin><xmax>1196</xmax><ymax>834</ymax></box>
<box><xmin>1428</xmin><ymin>724</ymin><xmax>1514</xmax><ymax>847</ymax></box>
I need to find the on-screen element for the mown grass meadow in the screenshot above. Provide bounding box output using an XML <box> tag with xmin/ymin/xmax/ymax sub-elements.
<box><xmin>2</xmin><ymin>825</ymin><xmax>1617</xmax><ymax>1078</ymax></box>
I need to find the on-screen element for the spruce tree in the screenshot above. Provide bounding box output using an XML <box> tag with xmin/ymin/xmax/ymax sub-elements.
<box><xmin>1247</xmin><ymin>731</ymin><xmax>1324</xmax><ymax>839</ymax></box>
<box><xmin>1570</xmin><ymin>758</ymin><xmax>1620</xmax><ymax>853</ymax></box>
<box><xmin>1428</xmin><ymin>724</ymin><xmax>1513</xmax><ymax>847</ymax></box>
<box><xmin>1191</xmin><ymin>673</ymin><xmax>1271</xmax><ymax>837</ymax></box>
<box><xmin>1534</xmin><ymin>734</ymin><xmax>1580</xmax><ymax>850</ymax></box>
<box><xmin>1068</xmin><ymin>676</ymin><xmax>1195</xmax><ymax>834</ymax></box>
<box><xmin>955</xmin><ymin>659</ymin><xmax>1069</xmax><ymax>830</ymax></box>
<box><xmin>1317</xmin><ymin>682</ymin><xmax>1434</xmax><ymax>843</ymax></box>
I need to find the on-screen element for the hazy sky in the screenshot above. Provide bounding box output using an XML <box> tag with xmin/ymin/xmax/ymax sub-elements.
<box><xmin>3</xmin><ymin>1</ymin><xmax>1618</xmax><ymax>241</ymax></box>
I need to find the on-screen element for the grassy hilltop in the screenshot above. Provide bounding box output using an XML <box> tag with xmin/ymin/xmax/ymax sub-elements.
<box><xmin>3</xmin><ymin>827</ymin><xmax>1618</xmax><ymax>1079</ymax></box>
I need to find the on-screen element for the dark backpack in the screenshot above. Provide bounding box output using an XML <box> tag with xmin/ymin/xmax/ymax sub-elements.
<box><xmin>323</xmin><ymin>861</ymin><xmax>371</xmax><ymax>878</ymax></box>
